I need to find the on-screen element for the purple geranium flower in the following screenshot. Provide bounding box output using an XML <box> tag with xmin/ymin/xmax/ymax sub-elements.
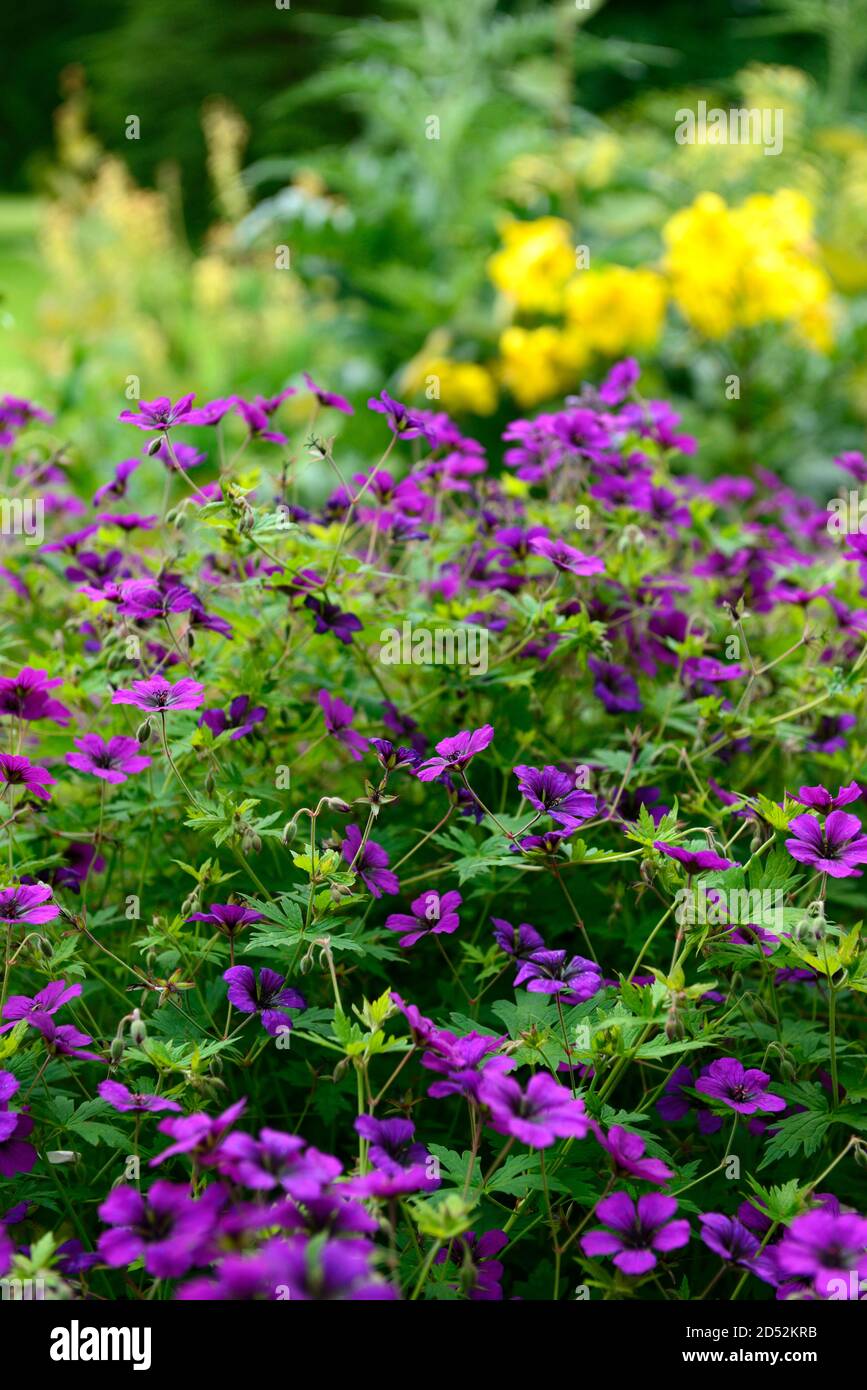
<box><xmin>98</xmin><ymin>1080</ymin><xmax>182</xmax><ymax>1114</ymax></box>
<box><xmin>0</xmin><ymin>1072</ymin><xmax>37</xmax><ymax>1177</ymax></box>
<box><xmin>0</xmin><ymin>667</ymin><xmax>70</xmax><ymax>726</ymax></box>
<box><xmin>368</xmin><ymin>738</ymin><xmax>419</xmax><ymax>773</ymax></box>
<box><xmin>385</xmin><ymin>889</ymin><xmax>462</xmax><ymax>947</ymax></box>
<box><xmin>513</xmin><ymin>764</ymin><xmax>596</xmax><ymax>829</ymax></box>
<box><xmin>318</xmin><ymin>689</ymin><xmax>368</xmax><ymax>761</ymax></box>
<box><xmin>0</xmin><ymin>754</ymin><xmax>56</xmax><ymax>801</ymax></box>
<box><xmin>150</xmin><ymin>1099</ymin><xmax>247</xmax><ymax>1168</ymax></box>
<box><xmin>479</xmin><ymin>1068</ymin><xmax>589</xmax><ymax>1148</ymax></box>
<box><xmin>118</xmin><ymin>395</ymin><xmax>208</xmax><ymax>431</ymax></box>
<box><xmin>587</xmin><ymin>657</ymin><xmax>642</xmax><ymax>713</ymax></box>
<box><xmin>0</xmin><ymin>883</ymin><xmax>60</xmax><ymax>925</ymax></box>
<box><xmin>513</xmin><ymin>949</ymin><xmax>602</xmax><ymax>1005</ymax></box>
<box><xmin>199</xmin><ymin>696</ymin><xmax>266</xmax><ymax>742</ymax></box>
<box><xmin>367</xmin><ymin>390</ymin><xmax>425</xmax><ymax>438</ymax></box>
<box><xmin>222</xmin><ymin>966</ymin><xmax>306</xmax><ymax>1036</ymax></box>
<box><xmin>776</xmin><ymin>1209</ymin><xmax>867</xmax><ymax>1299</ymax></box>
<box><xmin>416</xmin><ymin>725</ymin><xmax>494</xmax><ymax>781</ymax></box>
<box><xmin>98</xmin><ymin>1181</ymin><xmax>222</xmax><ymax>1277</ymax></box>
<box><xmin>529</xmin><ymin>536</ymin><xmax>605</xmax><ymax>577</ymax></box>
<box><xmin>32</xmin><ymin>1017</ymin><xmax>107</xmax><ymax>1064</ymax></box>
<box><xmin>582</xmin><ymin>1192</ymin><xmax>689</xmax><ymax>1275</ymax></box>
<box><xmin>112</xmin><ymin>676</ymin><xmax>205</xmax><ymax>713</ymax></box>
<box><xmin>186</xmin><ymin>904</ymin><xmax>264</xmax><ymax>936</ymax></box>
<box><xmin>304</xmin><ymin>595</ymin><xmax>363</xmax><ymax>646</ymax></box>
<box><xmin>66</xmin><ymin>734</ymin><xmax>151</xmax><ymax>783</ymax></box>
<box><xmin>695</xmin><ymin>1058</ymin><xmax>786</xmax><ymax>1115</ymax></box>
<box><xmin>491</xmin><ymin>917</ymin><xmax>546</xmax><ymax>958</ymax></box>
<box><xmin>698</xmin><ymin>1213</ymin><xmax>762</xmax><ymax>1265</ymax></box>
<box><xmin>341</xmin><ymin>824</ymin><xmax>399</xmax><ymax>898</ymax></box>
<box><xmin>217</xmin><ymin>1129</ymin><xmax>340</xmax><ymax>1199</ymax></box>
<box><xmin>654</xmin><ymin>843</ymin><xmax>735</xmax><ymax>873</ymax></box>
<box><xmin>303</xmin><ymin>372</ymin><xmax>354</xmax><ymax>415</ymax></box>
<box><xmin>656</xmin><ymin>1066</ymin><xmax>722</xmax><ymax>1135</ymax></box>
<box><xmin>354</xmin><ymin>1115</ymin><xmax>430</xmax><ymax>1175</ymax></box>
<box><xmin>785</xmin><ymin>810</ymin><xmax>867</xmax><ymax>878</ymax></box>
<box><xmin>434</xmin><ymin>1229</ymin><xmax>508</xmax><ymax>1300</ymax></box>
<box><xmin>793</xmin><ymin>783</ymin><xmax>861</xmax><ymax>812</ymax></box>
<box><xmin>0</xmin><ymin>979</ymin><xmax>82</xmax><ymax>1034</ymax></box>
<box><xmin>592</xmin><ymin>1123</ymin><xmax>674</xmax><ymax>1184</ymax></box>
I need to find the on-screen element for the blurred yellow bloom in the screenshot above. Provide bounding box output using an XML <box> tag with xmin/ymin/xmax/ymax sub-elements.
<box><xmin>497</xmin><ymin>326</ymin><xmax>586</xmax><ymax>408</ymax></box>
<box><xmin>422</xmin><ymin>359</ymin><xmax>499</xmax><ymax>416</ymax></box>
<box><xmin>564</xmin><ymin>267</ymin><xmax>667</xmax><ymax>355</ymax></box>
<box><xmin>488</xmin><ymin>217</ymin><xmax>575</xmax><ymax>314</ymax></box>
<box><xmin>663</xmin><ymin>190</ymin><xmax>834</xmax><ymax>346</ymax></box>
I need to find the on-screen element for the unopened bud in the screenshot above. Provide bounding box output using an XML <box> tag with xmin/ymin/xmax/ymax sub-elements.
<box><xmin>147</xmin><ymin>436</ymin><xmax>163</xmax><ymax>456</ymax></box>
<box><xmin>137</xmin><ymin>720</ymin><xmax>152</xmax><ymax>745</ymax></box>
<box><xmin>331</xmin><ymin>1058</ymin><xmax>350</xmax><ymax>1083</ymax></box>
<box><xmin>109</xmin><ymin>1037</ymin><xmax>125</xmax><ymax>1064</ymax></box>
<box><xmin>130</xmin><ymin>1016</ymin><xmax>147</xmax><ymax>1045</ymax></box>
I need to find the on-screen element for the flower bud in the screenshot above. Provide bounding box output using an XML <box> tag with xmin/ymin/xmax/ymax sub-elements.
<box><xmin>147</xmin><ymin>436</ymin><xmax>163</xmax><ymax>456</ymax></box>
<box><xmin>137</xmin><ymin>720</ymin><xmax>152</xmax><ymax>745</ymax></box>
<box><xmin>109</xmin><ymin>1036</ymin><xmax>125</xmax><ymax>1064</ymax></box>
<box><xmin>331</xmin><ymin>1058</ymin><xmax>350</xmax><ymax>1083</ymax></box>
<box><xmin>130</xmin><ymin>1016</ymin><xmax>147</xmax><ymax>1045</ymax></box>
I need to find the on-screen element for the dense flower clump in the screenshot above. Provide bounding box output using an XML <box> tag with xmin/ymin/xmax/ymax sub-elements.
<box><xmin>0</xmin><ymin>361</ymin><xmax>865</xmax><ymax>1302</ymax></box>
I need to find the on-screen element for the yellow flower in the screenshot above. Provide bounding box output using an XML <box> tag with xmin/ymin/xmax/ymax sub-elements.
<box><xmin>421</xmin><ymin>359</ymin><xmax>498</xmax><ymax>416</ymax></box>
<box><xmin>564</xmin><ymin>267</ymin><xmax>667</xmax><ymax>355</ymax></box>
<box><xmin>497</xmin><ymin>326</ymin><xmax>586</xmax><ymax>408</ymax></box>
<box><xmin>662</xmin><ymin>189</ymin><xmax>834</xmax><ymax>347</ymax></box>
<box><xmin>488</xmin><ymin>218</ymin><xmax>576</xmax><ymax>314</ymax></box>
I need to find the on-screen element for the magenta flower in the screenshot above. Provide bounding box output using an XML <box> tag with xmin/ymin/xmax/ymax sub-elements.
<box><xmin>0</xmin><ymin>979</ymin><xmax>82</xmax><ymax>1034</ymax></box>
<box><xmin>793</xmin><ymin>783</ymin><xmax>861</xmax><ymax>812</ymax></box>
<box><xmin>32</xmin><ymin>1017</ymin><xmax>107</xmax><ymax>1064</ymax></box>
<box><xmin>199</xmin><ymin>696</ymin><xmax>266</xmax><ymax>742</ymax></box>
<box><xmin>318</xmin><ymin>689</ymin><xmax>368</xmax><ymax>761</ymax></box>
<box><xmin>186</xmin><ymin>903</ymin><xmax>264</xmax><ymax>935</ymax></box>
<box><xmin>698</xmin><ymin>1213</ymin><xmax>762</xmax><ymax>1266</ymax></box>
<box><xmin>150</xmin><ymin>1098</ymin><xmax>247</xmax><ymax>1168</ymax></box>
<box><xmin>0</xmin><ymin>667</ymin><xmax>70</xmax><ymax>726</ymax></box>
<box><xmin>66</xmin><ymin>734</ymin><xmax>152</xmax><ymax>783</ymax></box>
<box><xmin>416</xmin><ymin>725</ymin><xmax>494</xmax><ymax>781</ymax></box>
<box><xmin>118</xmin><ymin>395</ymin><xmax>211</xmax><ymax>431</ymax></box>
<box><xmin>587</xmin><ymin>656</ymin><xmax>641</xmax><ymax>714</ymax></box>
<box><xmin>479</xmin><ymin>1069</ymin><xmax>589</xmax><ymax>1148</ymax></box>
<box><xmin>98</xmin><ymin>1080</ymin><xmax>182</xmax><ymax>1114</ymax></box>
<box><xmin>112</xmin><ymin>676</ymin><xmax>205</xmax><ymax>713</ymax></box>
<box><xmin>303</xmin><ymin>372</ymin><xmax>354</xmax><ymax>415</ymax></box>
<box><xmin>582</xmin><ymin>1192</ymin><xmax>689</xmax><ymax>1275</ymax></box>
<box><xmin>513</xmin><ymin>764</ymin><xmax>596</xmax><ymax>830</ymax></box>
<box><xmin>97</xmin><ymin>1181</ymin><xmax>223</xmax><ymax>1277</ymax></box>
<box><xmin>0</xmin><ymin>754</ymin><xmax>56</xmax><ymax>801</ymax></box>
<box><xmin>0</xmin><ymin>883</ymin><xmax>60</xmax><ymax>924</ymax></box>
<box><xmin>304</xmin><ymin>596</ymin><xmax>363</xmax><ymax>646</ymax></box>
<box><xmin>785</xmin><ymin>810</ymin><xmax>867</xmax><ymax>878</ymax></box>
<box><xmin>528</xmin><ymin>536</ymin><xmax>605</xmax><ymax>577</ymax></box>
<box><xmin>513</xmin><ymin>949</ymin><xmax>602</xmax><ymax>1005</ymax></box>
<box><xmin>341</xmin><ymin>824</ymin><xmax>399</xmax><ymax>898</ymax></box>
<box><xmin>654</xmin><ymin>842</ymin><xmax>735</xmax><ymax>873</ymax></box>
<box><xmin>776</xmin><ymin>1209</ymin><xmax>867</xmax><ymax>1299</ymax></box>
<box><xmin>385</xmin><ymin>889</ymin><xmax>462</xmax><ymax>947</ymax></box>
<box><xmin>592</xmin><ymin>1123</ymin><xmax>674</xmax><ymax>1184</ymax></box>
<box><xmin>695</xmin><ymin>1058</ymin><xmax>786</xmax><ymax>1115</ymax></box>
<box><xmin>222</xmin><ymin>966</ymin><xmax>306</xmax><ymax>1036</ymax></box>
<box><xmin>367</xmin><ymin>390</ymin><xmax>425</xmax><ymax>438</ymax></box>
<box><xmin>0</xmin><ymin>1072</ymin><xmax>37</xmax><ymax>1177</ymax></box>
